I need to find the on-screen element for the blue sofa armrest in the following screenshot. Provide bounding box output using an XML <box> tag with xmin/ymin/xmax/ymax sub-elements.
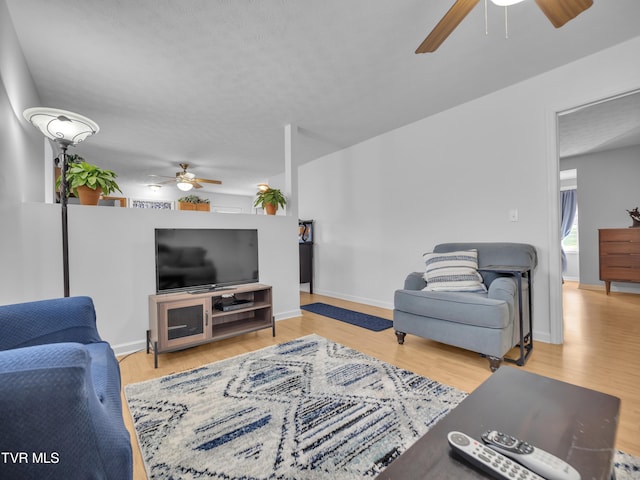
<box><xmin>0</xmin><ymin>296</ymin><xmax>102</xmax><ymax>351</ymax></box>
<box><xmin>0</xmin><ymin>342</ymin><xmax>132</xmax><ymax>479</ymax></box>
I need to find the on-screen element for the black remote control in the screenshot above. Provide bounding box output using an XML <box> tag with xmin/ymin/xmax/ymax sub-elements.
<box><xmin>482</xmin><ymin>430</ymin><xmax>581</xmax><ymax>480</ymax></box>
<box><xmin>448</xmin><ymin>431</ymin><xmax>544</xmax><ymax>479</ymax></box>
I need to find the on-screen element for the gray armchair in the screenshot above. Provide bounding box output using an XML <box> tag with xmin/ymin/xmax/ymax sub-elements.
<box><xmin>393</xmin><ymin>242</ymin><xmax>537</xmax><ymax>371</ymax></box>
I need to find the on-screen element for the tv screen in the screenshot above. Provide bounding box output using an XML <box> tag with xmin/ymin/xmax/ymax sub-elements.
<box><xmin>155</xmin><ymin>228</ymin><xmax>259</xmax><ymax>293</ymax></box>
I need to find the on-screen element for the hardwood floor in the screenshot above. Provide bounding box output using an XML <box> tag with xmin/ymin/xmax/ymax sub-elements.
<box><xmin>119</xmin><ymin>282</ymin><xmax>640</xmax><ymax>479</ymax></box>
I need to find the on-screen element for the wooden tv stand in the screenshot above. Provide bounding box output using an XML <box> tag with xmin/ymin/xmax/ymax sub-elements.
<box><xmin>147</xmin><ymin>283</ymin><xmax>274</xmax><ymax>368</ymax></box>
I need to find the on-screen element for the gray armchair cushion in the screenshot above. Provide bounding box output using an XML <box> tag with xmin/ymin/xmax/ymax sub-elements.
<box><xmin>394</xmin><ymin>283</ymin><xmax>512</xmax><ymax>329</ymax></box>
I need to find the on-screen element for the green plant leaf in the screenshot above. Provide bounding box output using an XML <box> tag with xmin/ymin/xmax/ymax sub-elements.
<box><xmin>62</xmin><ymin>160</ymin><xmax>122</xmax><ymax>196</ymax></box>
<box><xmin>254</xmin><ymin>188</ymin><xmax>287</xmax><ymax>209</ymax></box>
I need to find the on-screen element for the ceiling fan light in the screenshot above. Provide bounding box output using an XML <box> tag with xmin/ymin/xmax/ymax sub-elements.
<box><xmin>23</xmin><ymin>107</ymin><xmax>99</xmax><ymax>146</ymax></box>
<box><xmin>257</xmin><ymin>183</ymin><xmax>269</xmax><ymax>192</ymax></box>
<box><xmin>491</xmin><ymin>0</ymin><xmax>525</xmax><ymax>6</ymax></box>
<box><xmin>177</xmin><ymin>181</ymin><xmax>193</xmax><ymax>191</ymax></box>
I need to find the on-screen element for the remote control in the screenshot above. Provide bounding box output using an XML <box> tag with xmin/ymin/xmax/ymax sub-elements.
<box><xmin>482</xmin><ymin>430</ymin><xmax>581</xmax><ymax>480</ymax></box>
<box><xmin>448</xmin><ymin>431</ymin><xmax>543</xmax><ymax>480</ymax></box>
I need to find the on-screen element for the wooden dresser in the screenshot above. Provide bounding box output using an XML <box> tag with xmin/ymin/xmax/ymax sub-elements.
<box><xmin>599</xmin><ymin>228</ymin><xmax>640</xmax><ymax>294</ymax></box>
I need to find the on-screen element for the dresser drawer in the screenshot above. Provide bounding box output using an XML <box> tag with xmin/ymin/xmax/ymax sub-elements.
<box><xmin>600</xmin><ymin>242</ymin><xmax>640</xmax><ymax>255</ymax></box>
<box><xmin>600</xmin><ymin>255</ymin><xmax>634</xmax><ymax>268</ymax></box>
<box><xmin>601</xmin><ymin>253</ymin><xmax>640</xmax><ymax>267</ymax></box>
<box><xmin>600</xmin><ymin>266</ymin><xmax>640</xmax><ymax>282</ymax></box>
<box><xmin>600</xmin><ymin>254</ymin><xmax>640</xmax><ymax>280</ymax></box>
<box><xmin>599</xmin><ymin>229</ymin><xmax>639</xmax><ymax>242</ymax></box>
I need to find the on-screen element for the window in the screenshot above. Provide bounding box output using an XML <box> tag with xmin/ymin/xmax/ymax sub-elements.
<box><xmin>561</xmin><ymin>207</ymin><xmax>579</xmax><ymax>252</ymax></box>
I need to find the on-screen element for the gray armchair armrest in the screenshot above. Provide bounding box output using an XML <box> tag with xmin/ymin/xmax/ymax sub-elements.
<box><xmin>404</xmin><ymin>272</ymin><xmax>427</xmax><ymax>291</ymax></box>
<box><xmin>488</xmin><ymin>277</ymin><xmax>517</xmax><ymax>318</ymax></box>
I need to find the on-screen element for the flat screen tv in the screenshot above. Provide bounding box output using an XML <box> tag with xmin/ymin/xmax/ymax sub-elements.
<box><xmin>155</xmin><ymin>228</ymin><xmax>259</xmax><ymax>293</ymax></box>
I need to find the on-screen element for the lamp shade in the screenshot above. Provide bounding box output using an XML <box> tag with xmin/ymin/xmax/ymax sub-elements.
<box><xmin>177</xmin><ymin>181</ymin><xmax>193</xmax><ymax>191</ymax></box>
<box><xmin>23</xmin><ymin>107</ymin><xmax>99</xmax><ymax>146</ymax></box>
<box><xmin>491</xmin><ymin>0</ymin><xmax>525</xmax><ymax>5</ymax></box>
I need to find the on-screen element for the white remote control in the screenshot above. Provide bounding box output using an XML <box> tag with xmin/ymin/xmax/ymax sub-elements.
<box><xmin>482</xmin><ymin>430</ymin><xmax>581</xmax><ymax>480</ymax></box>
<box><xmin>448</xmin><ymin>431</ymin><xmax>544</xmax><ymax>479</ymax></box>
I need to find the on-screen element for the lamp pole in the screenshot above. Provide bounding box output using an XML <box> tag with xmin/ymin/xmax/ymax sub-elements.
<box><xmin>58</xmin><ymin>140</ymin><xmax>72</xmax><ymax>297</ymax></box>
<box><xmin>23</xmin><ymin>107</ymin><xmax>99</xmax><ymax>298</ymax></box>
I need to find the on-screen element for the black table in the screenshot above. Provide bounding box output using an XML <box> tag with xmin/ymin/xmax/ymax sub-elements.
<box><xmin>479</xmin><ymin>265</ymin><xmax>533</xmax><ymax>366</ymax></box>
<box><xmin>376</xmin><ymin>367</ymin><xmax>620</xmax><ymax>479</ymax></box>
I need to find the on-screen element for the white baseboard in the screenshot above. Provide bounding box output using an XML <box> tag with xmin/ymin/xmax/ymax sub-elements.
<box><xmin>113</xmin><ymin>339</ymin><xmax>147</xmax><ymax>357</ymax></box>
<box><xmin>311</xmin><ymin>288</ymin><xmax>393</xmax><ymax>311</ymax></box>
<box><xmin>579</xmin><ymin>283</ymin><xmax>640</xmax><ymax>294</ymax></box>
<box><xmin>275</xmin><ymin>309</ymin><xmax>302</xmax><ymax>321</ymax></box>
<box><xmin>532</xmin><ymin>330</ymin><xmax>551</xmax><ymax>344</ymax></box>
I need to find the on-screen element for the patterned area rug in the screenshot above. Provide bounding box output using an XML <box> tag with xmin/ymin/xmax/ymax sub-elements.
<box><xmin>615</xmin><ymin>451</ymin><xmax>640</xmax><ymax>479</ymax></box>
<box><xmin>300</xmin><ymin>303</ymin><xmax>393</xmax><ymax>331</ymax></box>
<box><xmin>125</xmin><ymin>334</ymin><xmax>466</xmax><ymax>479</ymax></box>
<box><xmin>125</xmin><ymin>334</ymin><xmax>640</xmax><ymax>479</ymax></box>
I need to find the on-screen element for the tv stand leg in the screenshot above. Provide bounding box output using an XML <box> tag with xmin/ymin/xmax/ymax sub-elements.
<box><xmin>146</xmin><ymin>330</ymin><xmax>150</xmax><ymax>354</ymax></box>
<box><xmin>153</xmin><ymin>341</ymin><xmax>158</xmax><ymax>369</ymax></box>
<box><xmin>272</xmin><ymin>316</ymin><xmax>276</xmax><ymax>337</ymax></box>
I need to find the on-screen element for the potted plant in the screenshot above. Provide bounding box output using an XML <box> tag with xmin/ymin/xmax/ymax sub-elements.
<box><xmin>178</xmin><ymin>195</ymin><xmax>211</xmax><ymax>212</ymax></box>
<box><xmin>57</xmin><ymin>160</ymin><xmax>122</xmax><ymax>206</ymax></box>
<box><xmin>627</xmin><ymin>207</ymin><xmax>640</xmax><ymax>228</ymax></box>
<box><xmin>254</xmin><ymin>187</ymin><xmax>287</xmax><ymax>215</ymax></box>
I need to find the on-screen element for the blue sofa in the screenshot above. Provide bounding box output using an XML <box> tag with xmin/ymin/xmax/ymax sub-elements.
<box><xmin>394</xmin><ymin>243</ymin><xmax>537</xmax><ymax>371</ymax></box>
<box><xmin>0</xmin><ymin>296</ymin><xmax>133</xmax><ymax>480</ymax></box>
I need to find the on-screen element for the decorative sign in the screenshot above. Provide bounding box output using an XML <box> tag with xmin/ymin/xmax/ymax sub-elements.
<box><xmin>129</xmin><ymin>199</ymin><xmax>174</xmax><ymax>210</ymax></box>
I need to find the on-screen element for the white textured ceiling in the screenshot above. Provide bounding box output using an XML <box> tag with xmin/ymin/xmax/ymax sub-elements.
<box><xmin>7</xmin><ymin>0</ymin><xmax>640</xmax><ymax>195</ymax></box>
<box><xmin>559</xmin><ymin>90</ymin><xmax>640</xmax><ymax>158</ymax></box>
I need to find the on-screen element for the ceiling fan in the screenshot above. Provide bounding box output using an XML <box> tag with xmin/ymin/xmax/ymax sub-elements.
<box><xmin>155</xmin><ymin>163</ymin><xmax>222</xmax><ymax>191</ymax></box>
<box><xmin>416</xmin><ymin>0</ymin><xmax>593</xmax><ymax>53</ymax></box>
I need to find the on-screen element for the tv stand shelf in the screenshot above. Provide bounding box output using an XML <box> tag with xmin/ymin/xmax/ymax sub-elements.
<box><xmin>147</xmin><ymin>283</ymin><xmax>274</xmax><ymax>368</ymax></box>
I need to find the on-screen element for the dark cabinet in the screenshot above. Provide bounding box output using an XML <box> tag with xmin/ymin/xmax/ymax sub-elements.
<box><xmin>299</xmin><ymin>220</ymin><xmax>314</xmax><ymax>293</ymax></box>
<box><xmin>300</xmin><ymin>242</ymin><xmax>313</xmax><ymax>293</ymax></box>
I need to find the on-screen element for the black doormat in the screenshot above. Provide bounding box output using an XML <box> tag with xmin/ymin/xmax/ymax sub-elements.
<box><xmin>301</xmin><ymin>303</ymin><xmax>393</xmax><ymax>332</ymax></box>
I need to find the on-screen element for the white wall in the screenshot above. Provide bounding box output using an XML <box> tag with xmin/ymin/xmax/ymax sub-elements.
<box><xmin>0</xmin><ymin>0</ymin><xmax>45</xmax><ymax>301</ymax></box>
<box><xmin>563</xmin><ymin>252</ymin><xmax>579</xmax><ymax>282</ymax></box>
<box><xmin>299</xmin><ymin>36</ymin><xmax>640</xmax><ymax>344</ymax></box>
<box><xmin>17</xmin><ymin>202</ymin><xmax>300</xmax><ymax>354</ymax></box>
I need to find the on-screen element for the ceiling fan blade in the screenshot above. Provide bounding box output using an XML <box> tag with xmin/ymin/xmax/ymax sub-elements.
<box><xmin>416</xmin><ymin>0</ymin><xmax>480</xmax><ymax>53</ymax></box>
<box><xmin>534</xmin><ymin>0</ymin><xmax>593</xmax><ymax>28</ymax></box>
<box><xmin>194</xmin><ymin>177</ymin><xmax>222</xmax><ymax>185</ymax></box>
<box><xmin>193</xmin><ymin>182</ymin><xmax>203</xmax><ymax>189</ymax></box>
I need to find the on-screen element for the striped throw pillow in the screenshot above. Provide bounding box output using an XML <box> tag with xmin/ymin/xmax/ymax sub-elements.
<box><xmin>422</xmin><ymin>249</ymin><xmax>487</xmax><ymax>292</ymax></box>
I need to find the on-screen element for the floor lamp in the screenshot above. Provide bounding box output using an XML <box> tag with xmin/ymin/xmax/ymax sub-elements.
<box><xmin>23</xmin><ymin>107</ymin><xmax>99</xmax><ymax>297</ymax></box>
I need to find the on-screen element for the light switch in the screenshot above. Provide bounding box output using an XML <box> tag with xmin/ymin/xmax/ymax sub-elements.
<box><xmin>509</xmin><ymin>209</ymin><xmax>519</xmax><ymax>222</ymax></box>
